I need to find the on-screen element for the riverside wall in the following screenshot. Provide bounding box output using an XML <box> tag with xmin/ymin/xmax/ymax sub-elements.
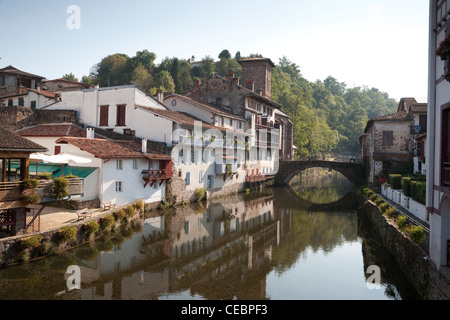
<box><xmin>359</xmin><ymin>196</ymin><xmax>450</xmax><ymax>299</ymax></box>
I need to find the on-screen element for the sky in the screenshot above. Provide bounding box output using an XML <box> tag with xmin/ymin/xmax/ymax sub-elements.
<box><xmin>0</xmin><ymin>0</ymin><xmax>430</xmax><ymax>102</ymax></box>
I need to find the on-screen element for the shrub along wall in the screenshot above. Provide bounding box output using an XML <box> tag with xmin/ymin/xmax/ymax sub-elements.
<box><xmin>0</xmin><ymin>202</ymin><xmax>144</xmax><ymax>268</ymax></box>
<box><xmin>360</xmin><ymin>191</ymin><xmax>450</xmax><ymax>300</ymax></box>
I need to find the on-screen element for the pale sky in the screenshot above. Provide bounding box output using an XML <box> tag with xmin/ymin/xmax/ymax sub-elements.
<box><xmin>0</xmin><ymin>0</ymin><xmax>429</xmax><ymax>101</ymax></box>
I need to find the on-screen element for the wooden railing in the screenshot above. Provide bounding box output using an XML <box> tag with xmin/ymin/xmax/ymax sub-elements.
<box><xmin>142</xmin><ymin>169</ymin><xmax>168</xmax><ymax>181</ymax></box>
<box><xmin>0</xmin><ymin>178</ymin><xmax>84</xmax><ymax>209</ymax></box>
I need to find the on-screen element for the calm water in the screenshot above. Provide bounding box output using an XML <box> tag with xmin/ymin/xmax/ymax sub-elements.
<box><xmin>0</xmin><ymin>170</ymin><xmax>420</xmax><ymax>300</ymax></box>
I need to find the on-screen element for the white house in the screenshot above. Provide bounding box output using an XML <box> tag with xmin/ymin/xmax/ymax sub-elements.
<box><xmin>427</xmin><ymin>0</ymin><xmax>450</xmax><ymax>268</ymax></box>
<box><xmin>40</xmin><ymin>85</ymin><xmax>174</xmax><ymax>147</ymax></box>
<box><xmin>53</xmin><ymin>135</ymin><xmax>171</xmax><ymax>207</ymax></box>
<box><xmin>0</xmin><ymin>86</ymin><xmax>59</xmax><ymax>109</ymax></box>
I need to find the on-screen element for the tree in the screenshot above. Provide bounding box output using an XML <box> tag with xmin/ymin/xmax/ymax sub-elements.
<box><xmin>131</xmin><ymin>49</ymin><xmax>156</xmax><ymax>72</ymax></box>
<box><xmin>151</xmin><ymin>70</ymin><xmax>175</xmax><ymax>94</ymax></box>
<box><xmin>95</xmin><ymin>53</ymin><xmax>132</xmax><ymax>87</ymax></box>
<box><xmin>62</xmin><ymin>73</ymin><xmax>78</xmax><ymax>82</ymax></box>
<box><xmin>130</xmin><ymin>63</ymin><xmax>153</xmax><ymax>93</ymax></box>
<box><xmin>218</xmin><ymin>49</ymin><xmax>231</xmax><ymax>60</ymax></box>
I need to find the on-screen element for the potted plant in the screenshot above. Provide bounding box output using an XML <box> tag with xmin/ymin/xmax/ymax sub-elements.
<box><xmin>436</xmin><ymin>35</ymin><xmax>450</xmax><ymax>60</ymax></box>
<box><xmin>436</xmin><ymin>35</ymin><xmax>450</xmax><ymax>81</ymax></box>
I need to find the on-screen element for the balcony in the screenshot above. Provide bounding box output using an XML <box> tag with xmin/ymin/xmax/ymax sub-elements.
<box><xmin>142</xmin><ymin>169</ymin><xmax>170</xmax><ymax>188</ymax></box>
<box><xmin>0</xmin><ymin>178</ymin><xmax>84</xmax><ymax>210</ymax></box>
<box><xmin>215</xmin><ymin>163</ymin><xmax>238</xmax><ymax>175</ymax></box>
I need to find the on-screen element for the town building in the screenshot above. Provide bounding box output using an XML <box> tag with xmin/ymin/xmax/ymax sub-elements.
<box><xmin>54</xmin><ymin>134</ymin><xmax>171</xmax><ymax>207</ymax></box>
<box><xmin>186</xmin><ymin>58</ymin><xmax>294</xmax><ymax>162</ymax></box>
<box><xmin>0</xmin><ymin>127</ymin><xmax>83</xmax><ymax>237</ymax></box>
<box><xmin>0</xmin><ymin>65</ymin><xmax>45</xmax><ymax>98</ymax></box>
<box><xmin>360</xmin><ymin>97</ymin><xmax>427</xmax><ymax>185</ymax></box>
<box><xmin>426</xmin><ymin>0</ymin><xmax>450</xmax><ymax>268</ymax></box>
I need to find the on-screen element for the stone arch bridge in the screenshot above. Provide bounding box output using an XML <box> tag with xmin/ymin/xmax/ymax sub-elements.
<box><xmin>275</xmin><ymin>160</ymin><xmax>365</xmax><ymax>186</ymax></box>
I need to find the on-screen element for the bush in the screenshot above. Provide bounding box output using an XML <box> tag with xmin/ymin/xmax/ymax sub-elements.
<box><xmin>113</xmin><ymin>209</ymin><xmax>126</xmax><ymax>221</ymax></box>
<box><xmin>195</xmin><ymin>188</ymin><xmax>206</xmax><ymax>201</ymax></box>
<box><xmin>125</xmin><ymin>205</ymin><xmax>135</xmax><ymax>217</ymax></box>
<box><xmin>21</xmin><ymin>234</ymin><xmax>43</xmax><ymax>249</ymax></box>
<box><xmin>38</xmin><ymin>172</ymin><xmax>52</xmax><ymax>180</ymax></box>
<box><xmin>54</xmin><ymin>177</ymin><xmax>69</xmax><ymax>199</ymax></box>
<box><xmin>388</xmin><ymin>174</ymin><xmax>403</xmax><ymax>190</ymax></box>
<box><xmin>411</xmin><ymin>181</ymin><xmax>426</xmax><ymax>205</ymax></box>
<box><xmin>134</xmin><ymin>201</ymin><xmax>143</xmax><ymax>211</ymax></box>
<box><xmin>100</xmin><ymin>214</ymin><xmax>115</xmax><ymax>231</ymax></box>
<box><xmin>379</xmin><ymin>202</ymin><xmax>389</xmax><ymax>213</ymax></box>
<box><xmin>84</xmin><ymin>220</ymin><xmax>100</xmax><ymax>237</ymax></box>
<box><xmin>23</xmin><ymin>178</ymin><xmax>39</xmax><ymax>189</ymax></box>
<box><xmin>401</xmin><ymin>177</ymin><xmax>412</xmax><ymax>197</ymax></box>
<box><xmin>59</xmin><ymin>226</ymin><xmax>77</xmax><ymax>242</ymax></box>
<box><xmin>22</xmin><ymin>191</ymin><xmax>40</xmax><ymax>204</ymax></box>
<box><xmin>374</xmin><ymin>197</ymin><xmax>383</xmax><ymax>205</ymax></box>
<box><xmin>385</xmin><ymin>207</ymin><xmax>396</xmax><ymax>219</ymax></box>
<box><xmin>396</xmin><ymin>215</ymin><xmax>409</xmax><ymax>232</ymax></box>
<box><xmin>409</xmin><ymin>225</ymin><xmax>426</xmax><ymax>245</ymax></box>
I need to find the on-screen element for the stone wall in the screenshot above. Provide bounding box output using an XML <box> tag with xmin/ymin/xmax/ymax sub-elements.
<box><xmin>0</xmin><ymin>106</ymin><xmax>78</xmax><ymax>131</ymax></box>
<box><xmin>360</xmin><ymin>196</ymin><xmax>450</xmax><ymax>299</ymax></box>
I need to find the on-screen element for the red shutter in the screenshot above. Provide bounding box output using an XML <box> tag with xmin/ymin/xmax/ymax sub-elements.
<box><xmin>54</xmin><ymin>146</ymin><xmax>61</xmax><ymax>155</ymax></box>
<box><xmin>100</xmin><ymin>105</ymin><xmax>109</xmax><ymax>126</ymax></box>
<box><xmin>116</xmin><ymin>105</ymin><xmax>126</xmax><ymax>126</ymax></box>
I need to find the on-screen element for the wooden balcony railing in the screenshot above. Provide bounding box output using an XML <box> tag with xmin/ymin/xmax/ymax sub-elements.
<box><xmin>0</xmin><ymin>178</ymin><xmax>84</xmax><ymax>209</ymax></box>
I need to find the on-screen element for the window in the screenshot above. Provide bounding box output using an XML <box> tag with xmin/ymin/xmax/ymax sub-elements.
<box><xmin>116</xmin><ymin>181</ymin><xmax>123</xmax><ymax>192</ymax></box>
<box><xmin>382</xmin><ymin>131</ymin><xmax>394</xmax><ymax>146</ymax></box>
<box><xmin>207</xmin><ymin>175</ymin><xmax>214</xmax><ymax>188</ymax></box>
<box><xmin>185</xmin><ymin>172</ymin><xmax>191</xmax><ymax>185</ymax></box>
<box><xmin>116</xmin><ymin>159</ymin><xmax>123</xmax><ymax>170</ymax></box>
<box><xmin>100</xmin><ymin>105</ymin><xmax>109</xmax><ymax>126</ymax></box>
<box><xmin>116</xmin><ymin>104</ymin><xmax>126</xmax><ymax>126</ymax></box>
<box><xmin>7</xmin><ymin>99</ymin><xmax>13</xmax><ymax>107</ymax></box>
<box><xmin>18</xmin><ymin>97</ymin><xmax>24</xmax><ymax>106</ymax></box>
<box><xmin>133</xmin><ymin>159</ymin><xmax>138</xmax><ymax>170</ymax></box>
<box><xmin>54</xmin><ymin>146</ymin><xmax>61</xmax><ymax>155</ymax></box>
<box><xmin>30</xmin><ymin>100</ymin><xmax>36</xmax><ymax>109</ymax></box>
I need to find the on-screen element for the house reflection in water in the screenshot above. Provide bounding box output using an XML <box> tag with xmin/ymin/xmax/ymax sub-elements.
<box><xmin>69</xmin><ymin>193</ymin><xmax>291</xmax><ymax>300</ymax></box>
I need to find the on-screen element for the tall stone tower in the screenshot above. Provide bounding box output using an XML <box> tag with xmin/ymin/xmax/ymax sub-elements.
<box><xmin>238</xmin><ymin>58</ymin><xmax>275</xmax><ymax>99</ymax></box>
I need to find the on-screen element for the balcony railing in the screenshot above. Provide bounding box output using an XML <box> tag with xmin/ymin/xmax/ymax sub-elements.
<box><xmin>142</xmin><ymin>169</ymin><xmax>169</xmax><ymax>181</ymax></box>
<box><xmin>0</xmin><ymin>178</ymin><xmax>84</xmax><ymax>209</ymax></box>
<box><xmin>444</xmin><ymin>162</ymin><xmax>450</xmax><ymax>186</ymax></box>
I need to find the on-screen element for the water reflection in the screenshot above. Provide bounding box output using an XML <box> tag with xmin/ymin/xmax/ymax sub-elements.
<box><xmin>289</xmin><ymin>168</ymin><xmax>354</xmax><ymax>204</ymax></box>
<box><xmin>0</xmin><ymin>187</ymin><xmax>420</xmax><ymax>300</ymax></box>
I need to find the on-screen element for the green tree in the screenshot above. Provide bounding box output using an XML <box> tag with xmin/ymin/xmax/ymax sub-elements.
<box><xmin>95</xmin><ymin>53</ymin><xmax>132</xmax><ymax>87</ymax></box>
<box><xmin>62</xmin><ymin>73</ymin><xmax>78</xmax><ymax>82</ymax></box>
<box><xmin>131</xmin><ymin>63</ymin><xmax>153</xmax><ymax>93</ymax></box>
<box><xmin>151</xmin><ymin>70</ymin><xmax>175</xmax><ymax>94</ymax></box>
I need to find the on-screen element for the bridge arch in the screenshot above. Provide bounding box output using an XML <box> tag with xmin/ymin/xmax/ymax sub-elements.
<box><xmin>275</xmin><ymin>160</ymin><xmax>365</xmax><ymax>187</ymax></box>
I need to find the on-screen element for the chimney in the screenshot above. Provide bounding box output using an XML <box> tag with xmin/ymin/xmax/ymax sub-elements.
<box><xmin>86</xmin><ymin>127</ymin><xmax>95</xmax><ymax>139</ymax></box>
<box><xmin>157</xmin><ymin>89</ymin><xmax>164</xmax><ymax>103</ymax></box>
<box><xmin>18</xmin><ymin>85</ymin><xmax>26</xmax><ymax>95</ymax></box>
<box><xmin>227</xmin><ymin>70</ymin><xmax>235</xmax><ymax>81</ymax></box>
<box><xmin>245</xmin><ymin>80</ymin><xmax>254</xmax><ymax>92</ymax></box>
<box><xmin>142</xmin><ymin>138</ymin><xmax>147</xmax><ymax>154</ymax></box>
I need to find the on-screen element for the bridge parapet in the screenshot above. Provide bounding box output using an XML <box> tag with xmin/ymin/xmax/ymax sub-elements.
<box><xmin>275</xmin><ymin>160</ymin><xmax>364</xmax><ymax>186</ymax></box>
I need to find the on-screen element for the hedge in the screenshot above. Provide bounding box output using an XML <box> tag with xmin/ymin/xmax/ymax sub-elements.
<box><xmin>411</xmin><ymin>181</ymin><xmax>426</xmax><ymax>205</ymax></box>
<box><xmin>388</xmin><ymin>174</ymin><xmax>403</xmax><ymax>190</ymax></box>
<box><xmin>401</xmin><ymin>177</ymin><xmax>412</xmax><ymax>197</ymax></box>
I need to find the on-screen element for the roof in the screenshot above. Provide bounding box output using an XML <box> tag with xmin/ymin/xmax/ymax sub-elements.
<box><xmin>164</xmin><ymin>93</ymin><xmax>245</xmax><ymax>120</ymax></box>
<box><xmin>55</xmin><ymin>137</ymin><xmax>171</xmax><ymax>160</ymax></box>
<box><xmin>364</xmin><ymin>110</ymin><xmax>413</xmax><ymax>133</ymax></box>
<box><xmin>16</xmin><ymin>124</ymin><xmax>105</xmax><ymax>139</ymax></box>
<box><xmin>0</xmin><ymin>127</ymin><xmax>47</xmax><ymax>152</ymax></box>
<box><xmin>0</xmin><ymin>65</ymin><xmax>45</xmax><ymax>80</ymax></box>
<box><xmin>0</xmin><ymin>88</ymin><xmax>57</xmax><ymax>99</ymax></box>
<box><xmin>238</xmin><ymin>58</ymin><xmax>275</xmax><ymax>68</ymax></box>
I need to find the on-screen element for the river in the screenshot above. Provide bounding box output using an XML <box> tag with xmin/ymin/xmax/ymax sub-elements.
<box><xmin>0</xmin><ymin>169</ymin><xmax>420</xmax><ymax>300</ymax></box>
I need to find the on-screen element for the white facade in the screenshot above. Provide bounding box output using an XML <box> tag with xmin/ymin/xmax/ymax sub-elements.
<box><xmin>427</xmin><ymin>0</ymin><xmax>450</xmax><ymax>268</ymax></box>
<box><xmin>42</xmin><ymin>85</ymin><xmax>174</xmax><ymax>147</ymax></box>
<box><xmin>1</xmin><ymin>89</ymin><xmax>58</xmax><ymax>109</ymax></box>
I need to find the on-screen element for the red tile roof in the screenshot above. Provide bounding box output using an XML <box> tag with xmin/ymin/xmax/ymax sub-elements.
<box><xmin>55</xmin><ymin>137</ymin><xmax>171</xmax><ymax>160</ymax></box>
<box><xmin>16</xmin><ymin>124</ymin><xmax>104</xmax><ymax>138</ymax></box>
<box><xmin>0</xmin><ymin>127</ymin><xmax>47</xmax><ymax>152</ymax></box>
